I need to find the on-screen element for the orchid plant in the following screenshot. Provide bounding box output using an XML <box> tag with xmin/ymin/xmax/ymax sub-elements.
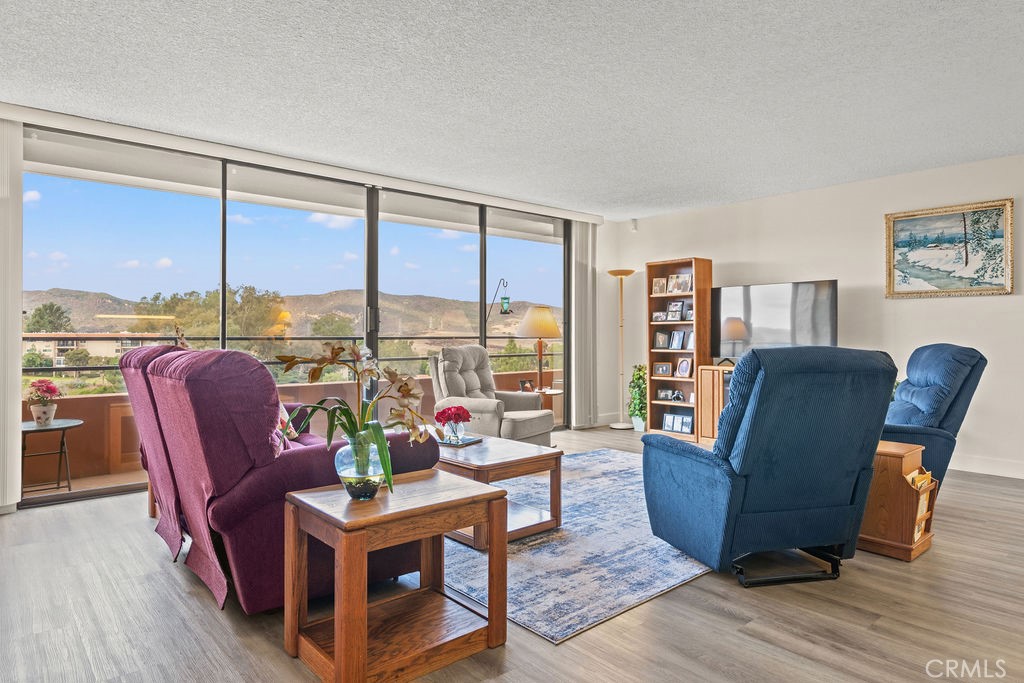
<box><xmin>276</xmin><ymin>342</ymin><xmax>440</xmax><ymax>491</ymax></box>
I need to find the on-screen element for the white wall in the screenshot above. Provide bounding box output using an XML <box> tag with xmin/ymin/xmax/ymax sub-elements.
<box><xmin>596</xmin><ymin>154</ymin><xmax>1024</xmax><ymax>479</ymax></box>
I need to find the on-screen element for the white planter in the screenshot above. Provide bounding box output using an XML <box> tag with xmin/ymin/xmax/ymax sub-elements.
<box><xmin>631</xmin><ymin>416</ymin><xmax>645</xmax><ymax>432</ymax></box>
<box><xmin>30</xmin><ymin>403</ymin><xmax>57</xmax><ymax>427</ymax></box>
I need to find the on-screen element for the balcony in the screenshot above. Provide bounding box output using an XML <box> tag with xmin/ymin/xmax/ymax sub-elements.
<box><xmin>20</xmin><ymin>345</ymin><xmax>563</xmax><ymax>505</ymax></box>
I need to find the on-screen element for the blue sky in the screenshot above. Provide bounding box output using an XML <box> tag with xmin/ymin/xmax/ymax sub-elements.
<box><xmin>22</xmin><ymin>173</ymin><xmax>563</xmax><ymax>305</ymax></box>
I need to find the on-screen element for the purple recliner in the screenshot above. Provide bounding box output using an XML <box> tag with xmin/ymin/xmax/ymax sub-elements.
<box><xmin>124</xmin><ymin>346</ymin><xmax>439</xmax><ymax>614</ymax></box>
<box><xmin>120</xmin><ymin>345</ymin><xmax>190</xmax><ymax>560</ymax></box>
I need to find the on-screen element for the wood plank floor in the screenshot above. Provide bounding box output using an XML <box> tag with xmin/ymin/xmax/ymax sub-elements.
<box><xmin>1</xmin><ymin>427</ymin><xmax>1022</xmax><ymax>682</ymax></box>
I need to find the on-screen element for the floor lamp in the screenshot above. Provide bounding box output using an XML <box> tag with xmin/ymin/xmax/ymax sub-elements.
<box><xmin>608</xmin><ymin>269</ymin><xmax>636</xmax><ymax>429</ymax></box>
<box><xmin>517</xmin><ymin>305</ymin><xmax>562</xmax><ymax>391</ymax></box>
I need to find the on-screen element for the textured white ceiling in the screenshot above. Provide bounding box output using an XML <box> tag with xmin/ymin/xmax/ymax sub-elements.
<box><xmin>2</xmin><ymin>1</ymin><xmax>1024</xmax><ymax>220</ymax></box>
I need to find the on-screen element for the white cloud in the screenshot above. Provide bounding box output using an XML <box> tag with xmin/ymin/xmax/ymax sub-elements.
<box><xmin>154</xmin><ymin>257</ymin><xmax>173</xmax><ymax>269</ymax></box>
<box><xmin>343</xmin><ymin>251</ymin><xmax>360</xmax><ymax>261</ymax></box>
<box><xmin>23</xmin><ymin>190</ymin><xmax>41</xmax><ymax>203</ymax></box>
<box><xmin>48</xmin><ymin>251</ymin><xmax>68</xmax><ymax>261</ymax></box>
<box><xmin>308</xmin><ymin>212</ymin><xmax>358</xmax><ymax>230</ymax></box>
<box><xmin>227</xmin><ymin>213</ymin><xmax>253</xmax><ymax>224</ymax></box>
<box><xmin>389</xmin><ymin>246</ymin><xmax>400</xmax><ymax>256</ymax></box>
<box><xmin>435</xmin><ymin>229</ymin><xmax>461</xmax><ymax>240</ymax></box>
<box><xmin>117</xmin><ymin>259</ymin><xmax>141</xmax><ymax>269</ymax></box>
<box><xmin>459</xmin><ymin>244</ymin><xmax>479</xmax><ymax>253</ymax></box>
<box><xmin>404</xmin><ymin>262</ymin><xmax>421</xmax><ymax>270</ymax></box>
<box><xmin>26</xmin><ymin>251</ymin><xmax>38</xmax><ymax>259</ymax></box>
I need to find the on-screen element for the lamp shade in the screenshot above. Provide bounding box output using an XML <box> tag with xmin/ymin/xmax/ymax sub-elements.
<box><xmin>517</xmin><ymin>305</ymin><xmax>561</xmax><ymax>339</ymax></box>
<box><xmin>722</xmin><ymin>317</ymin><xmax>751</xmax><ymax>342</ymax></box>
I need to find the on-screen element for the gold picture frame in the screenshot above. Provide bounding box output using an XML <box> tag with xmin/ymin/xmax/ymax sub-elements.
<box><xmin>886</xmin><ymin>198</ymin><xmax>1013</xmax><ymax>298</ymax></box>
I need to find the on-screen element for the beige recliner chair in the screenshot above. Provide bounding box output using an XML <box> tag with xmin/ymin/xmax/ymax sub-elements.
<box><xmin>428</xmin><ymin>345</ymin><xmax>554</xmax><ymax>447</ymax></box>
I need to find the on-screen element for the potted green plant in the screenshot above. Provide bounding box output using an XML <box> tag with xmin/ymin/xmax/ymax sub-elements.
<box><xmin>627</xmin><ymin>364</ymin><xmax>647</xmax><ymax>432</ymax></box>
<box><xmin>277</xmin><ymin>342</ymin><xmax>439</xmax><ymax>500</ymax></box>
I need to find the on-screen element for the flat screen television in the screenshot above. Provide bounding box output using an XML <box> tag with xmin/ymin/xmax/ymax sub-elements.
<box><xmin>710</xmin><ymin>280</ymin><xmax>838</xmax><ymax>359</ymax></box>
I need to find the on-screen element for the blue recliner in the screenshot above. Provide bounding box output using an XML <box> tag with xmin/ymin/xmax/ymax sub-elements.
<box><xmin>642</xmin><ymin>347</ymin><xmax>896</xmax><ymax>585</ymax></box>
<box><xmin>882</xmin><ymin>343</ymin><xmax>986</xmax><ymax>486</ymax></box>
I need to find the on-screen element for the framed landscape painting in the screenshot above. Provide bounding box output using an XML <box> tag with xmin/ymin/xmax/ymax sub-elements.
<box><xmin>886</xmin><ymin>198</ymin><xmax>1013</xmax><ymax>298</ymax></box>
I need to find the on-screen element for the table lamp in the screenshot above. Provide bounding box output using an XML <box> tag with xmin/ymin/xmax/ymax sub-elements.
<box><xmin>516</xmin><ymin>305</ymin><xmax>561</xmax><ymax>391</ymax></box>
<box><xmin>722</xmin><ymin>317</ymin><xmax>751</xmax><ymax>358</ymax></box>
<box><xmin>607</xmin><ymin>269</ymin><xmax>636</xmax><ymax>429</ymax></box>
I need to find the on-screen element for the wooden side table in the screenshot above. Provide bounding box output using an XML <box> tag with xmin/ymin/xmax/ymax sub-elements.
<box><xmin>857</xmin><ymin>440</ymin><xmax>938</xmax><ymax>561</ymax></box>
<box><xmin>284</xmin><ymin>469</ymin><xmax>507</xmax><ymax>682</ymax></box>
<box><xmin>436</xmin><ymin>435</ymin><xmax>562</xmax><ymax>550</ymax></box>
<box><xmin>21</xmin><ymin>418</ymin><xmax>84</xmax><ymax>496</ymax></box>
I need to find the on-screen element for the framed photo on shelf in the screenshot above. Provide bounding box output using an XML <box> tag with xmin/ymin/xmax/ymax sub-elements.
<box><xmin>651</xmin><ymin>277</ymin><xmax>667</xmax><ymax>295</ymax></box>
<box><xmin>669</xmin><ymin>330</ymin><xmax>685</xmax><ymax>349</ymax></box>
<box><xmin>662</xmin><ymin>414</ymin><xmax>675</xmax><ymax>431</ymax></box>
<box><xmin>667</xmin><ymin>301</ymin><xmax>683</xmax><ymax>312</ymax></box>
<box><xmin>666</xmin><ymin>310</ymin><xmax>682</xmax><ymax>321</ymax></box>
<box><xmin>651</xmin><ymin>311</ymin><xmax>667</xmax><ymax>322</ymax></box>
<box><xmin>689</xmin><ymin>392</ymin><xmax>696</xmax><ymax>402</ymax></box>
<box><xmin>675</xmin><ymin>358</ymin><xmax>692</xmax><ymax>378</ymax></box>
<box><xmin>653</xmin><ymin>331</ymin><xmax>669</xmax><ymax>348</ymax></box>
<box><xmin>684</xmin><ymin>308</ymin><xmax>695</xmax><ymax>321</ymax></box>
<box><xmin>652</xmin><ymin>362</ymin><xmax>673</xmax><ymax>377</ymax></box>
<box><xmin>666</xmin><ymin>274</ymin><xmax>685</xmax><ymax>293</ymax></box>
<box><xmin>679</xmin><ymin>414</ymin><xmax>694</xmax><ymax>434</ymax></box>
<box><xmin>656</xmin><ymin>388</ymin><xmax>673</xmax><ymax>400</ymax></box>
<box><xmin>672</xmin><ymin>414</ymin><xmax>685</xmax><ymax>432</ymax></box>
<box><xmin>686</xmin><ymin>331</ymin><xmax>696</xmax><ymax>350</ymax></box>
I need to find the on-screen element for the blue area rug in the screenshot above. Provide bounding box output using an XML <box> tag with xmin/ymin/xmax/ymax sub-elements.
<box><xmin>443</xmin><ymin>448</ymin><xmax>709</xmax><ymax>643</ymax></box>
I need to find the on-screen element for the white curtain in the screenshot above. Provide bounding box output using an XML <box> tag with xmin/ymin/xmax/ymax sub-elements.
<box><xmin>570</xmin><ymin>221</ymin><xmax>599</xmax><ymax>428</ymax></box>
<box><xmin>0</xmin><ymin>118</ymin><xmax>24</xmax><ymax>512</ymax></box>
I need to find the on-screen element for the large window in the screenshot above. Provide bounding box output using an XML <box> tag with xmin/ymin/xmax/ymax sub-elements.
<box><xmin>378</xmin><ymin>192</ymin><xmax>481</xmax><ymax>378</ymax></box>
<box><xmin>21</xmin><ymin>129</ymin><xmax>221</xmax><ymax>498</ymax></box>
<box><xmin>486</xmin><ymin>208</ymin><xmax>566</xmax><ymax>425</ymax></box>
<box><xmin>226</xmin><ymin>164</ymin><xmax>366</xmax><ymax>384</ymax></box>
<box><xmin>19</xmin><ymin>127</ymin><xmax>570</xmax><ymax>502</ymax></box>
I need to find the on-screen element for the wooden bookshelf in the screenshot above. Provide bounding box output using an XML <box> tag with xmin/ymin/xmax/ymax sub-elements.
<box><xmin>646</xmin><ymin>257</ymin><xmax>712</xmax><ymax>441</ymax></box>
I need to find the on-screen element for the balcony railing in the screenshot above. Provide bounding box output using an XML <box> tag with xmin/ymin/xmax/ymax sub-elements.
<box><xmin>20</xmin><ymin>333</ymin><xmax>564</xmax><ymax>502</ymax></box>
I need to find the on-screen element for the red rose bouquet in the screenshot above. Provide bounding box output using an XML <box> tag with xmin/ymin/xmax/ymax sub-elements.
<box><xmin>434</xmin><ymin>405</ymin><xmax>472</xmax><ymax>426</ymax></box>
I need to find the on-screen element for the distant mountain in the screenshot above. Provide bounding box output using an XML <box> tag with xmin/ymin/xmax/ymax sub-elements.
<box><xmin>23</xmin><ymin>288</ymin><xmax>562</xmax><ymax>337</ymax></box>
<box><xmin>23</xmin><ymin>288</ymin><xmax>138</xmax><ymax>332</ymax></box>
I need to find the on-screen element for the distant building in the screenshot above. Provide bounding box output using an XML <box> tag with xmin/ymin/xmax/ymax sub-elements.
<box><xmin>22</xmin><ymin>333</ymin><xmax>164</xmax><ymax>366</ymax></box>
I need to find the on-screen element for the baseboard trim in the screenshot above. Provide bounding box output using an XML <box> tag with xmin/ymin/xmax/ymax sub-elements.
<box><xmin>16</xmin><ymin>482</ymin><xmax>148</xmax><ymax>509</ymax></box>
<box><xmin>948</xmin><ymin>454</ymin><xmax>1024</xmax><ymax>480</ymax></box>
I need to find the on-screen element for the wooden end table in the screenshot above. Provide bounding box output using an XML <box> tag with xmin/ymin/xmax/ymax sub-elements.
<box><xmin>284</xmin><ymin>469</ymin><xmax>507</xmax><ymax>682</ymax></box>
<box><xmin>435</xmin><ymin>435</ymin><xmax>562</xmax><ymax>550</ymax></box>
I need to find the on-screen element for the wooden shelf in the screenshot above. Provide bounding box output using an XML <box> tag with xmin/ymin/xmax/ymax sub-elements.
<box><xmin>649</xmin><ymin>292</ymin><xmax>694</xmax><ymax>298</ymax></box>
<box><xmin>448</xmin><ymin>499</ymin><xmax>555</xmax><ymax>547</ymax></box>
<box><xmin>649</xmin><ymin>429</ymin><xmax>696</xmax><ymax>441</ymax></box>
<box><xmin>650</xmin><ymin>321</ymin><xmax>695</xmax><ymax>326</ymax></box>
<box><xmin>651</xmin><ymin>400</ymin><xmax>694</xmax><ymax>407</ymax></box>
<box><xmin>651</xmin><ymin>376</ymin><xmax>695</xmax><ymax>382</ymax></box>
<box><xmin>650</xmin><ymin>349</ymin><xmax>694</xmax><ymax>353</ymax></box>
<box><xmin>300</xmin><ymin>590</ymin><xmax>488</xmax><ymax>682</ymax></box>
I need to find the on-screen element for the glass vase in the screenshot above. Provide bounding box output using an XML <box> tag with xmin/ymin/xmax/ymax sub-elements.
<box><xmin>443</xmin><ymin>422</ymin><xmax>465</xmax><ymax>444</ymax></box>
<box><xmin>335</xmin><ymin>430</ymin><xmax>386</xmax><ymax>500</ymax></box>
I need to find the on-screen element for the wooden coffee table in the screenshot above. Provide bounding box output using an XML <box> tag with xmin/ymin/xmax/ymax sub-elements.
<box><xmin>284</xmin><ymin>469</ymin><xmax>507</xmax><ymax>682</ymax></box>
<box><xmin>435</xmin><ymin>436</ymin><xmax>562</xmax><ymax>550</ymax></box>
